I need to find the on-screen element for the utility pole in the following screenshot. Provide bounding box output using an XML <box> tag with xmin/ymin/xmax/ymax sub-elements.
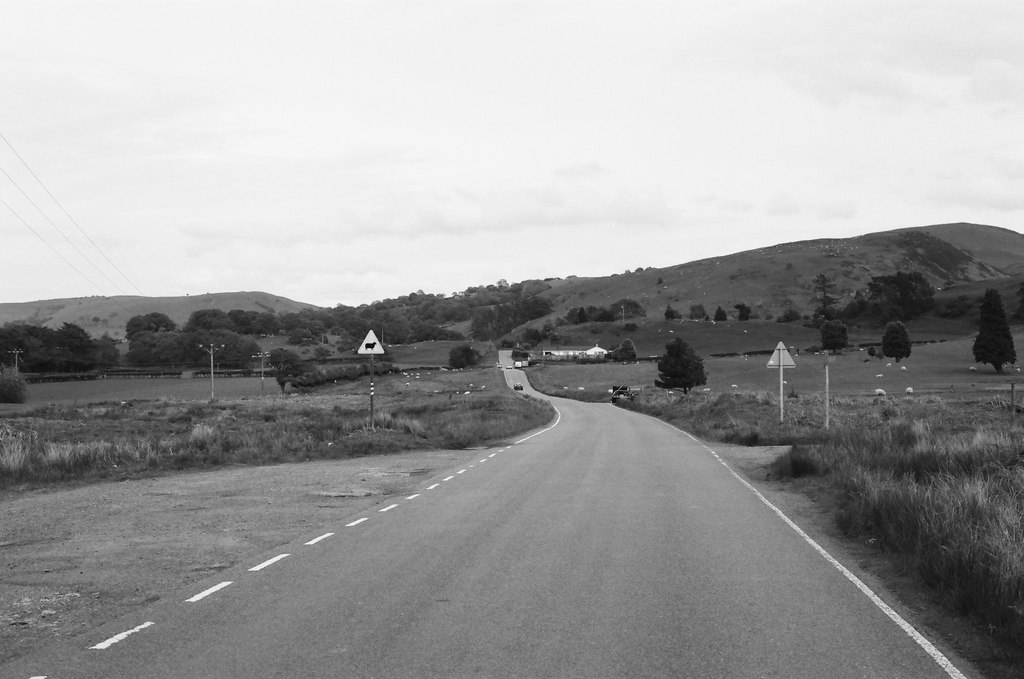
<box><xmin>200</xmin><ymin>344</ymin><xmax>224</xmax><ymax>399</ymax></box>
<box><xmin>252</xmin><ymin>352</ymin><xmax>270</xmax><ymax>395</ymax></box>
<box><xmin>7</xmin><ymin>349</ymin><xmax>23</xmax><ymax>372</ymax></box>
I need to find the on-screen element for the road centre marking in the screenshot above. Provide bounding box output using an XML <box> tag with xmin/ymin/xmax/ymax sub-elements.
<box><xmin>346</xmin><ymin>518</ymin><xmax>369</xmax><ymax>527</ymax></box>
<box><xmin>514</xmin><ymin>405</ymin><xmax>561</xmax><ymax>444</ymax></box>
<box><xmin>379</xmin><ymin>504</ymin><xmax>399</xmax><ymax>513</ymax></box>
<box><xmin>651</xmin><ymin>416</ymin><xmax>968</xmax><ymax>679</ymax></box>
<box><xmin>427</xmin><ymin>484</ymin><xmax>440</xmax><ymax>490</ymax></box>
<box><xmin>457</xmin><ymin>469</ymin><xmax>467</xmax><ymax>474</ymax></box>
<box><xmin>305</xmin><ymin>533</ymin><xmax>334</xmax><ymax>545</ymax></box>
<box><xmin>407</xmin><ymin>493</ymin><xmax>420</xmax><ymax>500</ymax></box>
<box><xmin>185</xmin><ymin>581</ymin><xmax>233</xmax><ymax>603</ymax></box>
<box><xmin>249</xmin><ymin>554</ymin><xmax>290</xmax><ymax>572</ymax></box>
<box><xmin>489</xmin><ymin>453</ymin><xmax>496</xmax><ymax>458</ymax></box>
<box><xmin>89</xmin><ymin>621</ymin><xmax>155</xmax><ymax>650</ymax></box>
<box><xmin>480</xmin><ymin>459</ymin><xmax>488</xmax><ymax>463</ymax></box>
<box><xmin>443</xmin><ymin>475</ymin><xmax>455</xmax><ymax>481</ymax></box>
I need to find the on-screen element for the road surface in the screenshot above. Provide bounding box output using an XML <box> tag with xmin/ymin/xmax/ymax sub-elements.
<box><xmin>5</xmin><ymin>371</ymin><xmax>974</xmax><ymax>678</ymax></box>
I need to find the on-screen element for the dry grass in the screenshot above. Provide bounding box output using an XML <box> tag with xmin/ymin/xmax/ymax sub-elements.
<box><xmin>0</xmin><ymin>371</ymin><xmax>554</xmax><ymax>486</ymax></box>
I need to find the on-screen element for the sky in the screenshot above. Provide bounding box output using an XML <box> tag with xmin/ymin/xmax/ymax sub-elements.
<box><xmin>2</xmin><ymin>0</ymin><xmax>1024</xmax><ymax>308</ymax></box>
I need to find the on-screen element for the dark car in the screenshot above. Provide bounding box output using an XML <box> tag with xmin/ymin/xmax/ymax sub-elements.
<box><xmin>513</xmin><ymin>384</ymin><xmax>524</xmax><ymax>391</ymax></box>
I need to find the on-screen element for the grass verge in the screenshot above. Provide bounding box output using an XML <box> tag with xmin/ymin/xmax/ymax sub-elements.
<box><xmin>0</xmin><ymin>389</ymin><xmax>553</xmax><ymax>487</ymax></box>
<box><xmin>623</xmin><ymin>389</ymin><xmax>1024</xmax><ymax>651</ymax></box>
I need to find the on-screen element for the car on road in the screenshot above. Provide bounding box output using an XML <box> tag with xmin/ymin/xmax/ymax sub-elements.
<box><xmin>513</xmin><ymin>384</ymin><xmax>523</xmax><ymax>391</ymax></box>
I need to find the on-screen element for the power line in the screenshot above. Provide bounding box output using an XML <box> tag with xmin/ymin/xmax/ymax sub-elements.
<box><xmin>0</xmin><ymin>162</ymin><xmax>129</xmax><ymax>295</ymax></box>
<box><xmin>0</xmin><ymin>194</ymin><xmax>108</xmax><ymax>295</ymax></box>
<box><xmin>0</xmin><ymin>128</ymin><xmax>144</xmax><ymax>295</ymax></box>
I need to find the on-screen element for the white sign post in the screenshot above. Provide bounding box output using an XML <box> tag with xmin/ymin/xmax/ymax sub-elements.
<box><xmin>357</xmin><ymin>330</ymin><xmax>386</xmax><ymax>429</ymax></box>
<box><xmin>766</xmin><ymin>341</ymin><xmax>796</xmax><ymax>423</ymax></box>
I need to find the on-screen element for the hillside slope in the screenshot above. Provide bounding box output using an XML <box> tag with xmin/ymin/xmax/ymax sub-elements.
<box><xmin>0</xmin><ymin>292</ymin><xmax>318</xmax><ymax>338</ymax></box>
<box><xmin>532</xmin><ymin>223</ymin><xmax>1021</xmax><ymax>322</ymax></box>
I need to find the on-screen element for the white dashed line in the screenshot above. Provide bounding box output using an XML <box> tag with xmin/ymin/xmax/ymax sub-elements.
<box><xmin>185</xmin><ymin>581</ymin><xmax>233</xmax><ymax>603</ymax></box>
<box><xmin>379</xmin><ymin>504</ymin><xmax>399</xmax><ymax>513</ymax></box>
<box><xmin>89</xmin><ymin>621</ymin><xmax>155</xmax><ymax>650</ymax></box>
<box><xmin>249</xmin><ymin>554</ymin><xmax>290</xmax><ymax>572</ymax></box>
<box><xmin>305</xmin><ymin>532</ymin><xmax>334</xmax><ymax>545</ymax></box>
<box><xmin>427</xmin><ymin>483</ymin><xmax>440</xmax><ymax>490</ymax></box>
<box><xmin>443</xmin><ymin>475</ymin><xmax>455</xmax><ymax>481</ymax></box>
<box><xmin>489</xmin><ymin>453</ymin><xmax>497</xmax><ymax>458</ymax></box>
<box><xmin>457</xmin><ymin>469</ymin><xmax>467</xmax><ymax>474</ymax></box>
<box><xmin>480</xmin><ymin>459</ymin><xmax>488</xmax><ymax>463</ymax></box>
<box><xmin>407</xmin><ymin>493</ymin><xmax>420</xmax><ymax>500</ymax></box>
<box><xmin>346</xmin><ymin>517</ymin><xmax>368</xmax><ymax>526</ymax></box>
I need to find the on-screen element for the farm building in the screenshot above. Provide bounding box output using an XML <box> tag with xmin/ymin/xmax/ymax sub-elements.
<box><xmin>540</xmin><ymin>344</ymin><xmax>609</xmax><ymax>360</ymax></box>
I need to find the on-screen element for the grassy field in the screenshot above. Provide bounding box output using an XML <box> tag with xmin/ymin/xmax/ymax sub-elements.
<box><xmin>528</xmin><ymin>328</ymin><xmax>1023</xmax><ymax>404</ymax></box>
<box><xmin>0</xmin><ymin>366</ymin><xmax>552</xmax><ymax>487</ymax></box>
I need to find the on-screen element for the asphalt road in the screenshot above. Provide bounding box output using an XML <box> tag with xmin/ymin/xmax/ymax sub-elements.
<box><xmin>7</xmin><ymin>370</ymin><xmax>975</xmax><ymax>678</ymax></box>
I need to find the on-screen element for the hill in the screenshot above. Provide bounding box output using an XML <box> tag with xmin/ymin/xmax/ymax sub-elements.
<box><xmin>0</xmin><ymin>291</ymin><xmax>318</xmax><ymax>339</ymax></box>
<box><xmin>529</xmin><ymin>223</ymin><xmax>1024</xmax><ymax>324</ymax></box>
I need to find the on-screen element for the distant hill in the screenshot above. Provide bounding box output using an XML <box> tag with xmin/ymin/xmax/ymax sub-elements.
<box><xmin>3</xmin><ymin>223</ymin><xmax>1022</xmax><ymax>342</ymax></box>
<box><xmin>529</xmin><ymin>223</ymin><xmax>1024</xmax><ymax>323</ymax></box>
<box><xmin>0</xmin><ymin>291</ymin><xmax>319</xmax><ymax>338</ymax></box>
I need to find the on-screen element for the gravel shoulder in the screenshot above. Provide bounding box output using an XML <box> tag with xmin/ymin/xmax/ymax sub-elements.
<box><xmin>1</xmin><ymin>446</ymin><xmax>489</xmax><ymax>664</ymax></box>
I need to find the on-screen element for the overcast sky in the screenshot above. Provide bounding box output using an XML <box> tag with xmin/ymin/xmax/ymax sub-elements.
<box><xmin>3</xmin><ymin>1</ymin><xmax>1024</xmax><ymax>308</ymax></box>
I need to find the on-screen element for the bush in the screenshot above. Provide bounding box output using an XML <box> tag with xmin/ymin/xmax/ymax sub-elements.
<box><xmin>0</xmin><ymin>367</ymin><xmax>27</xmax><ymax>403</ymax></box>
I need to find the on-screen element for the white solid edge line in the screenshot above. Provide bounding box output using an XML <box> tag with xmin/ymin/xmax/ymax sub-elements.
<box><xmin>248</xmin><ymin>553</ymin><xmax>290</xmax><ymax>572</ymax></box>
<box><xmin>514</xmin><ymin>404</ymin><xmax>562</xmax><ymax>444</ymax></box>
<box><xmin>89</xmin><ymin>621</ymin><xmax>155</xmax><ymax>650</ymax></box>
<box><xmin>305</xmin><ymin>532</ymin><xmax>334</xmax><ymax>545</ymax></box>
<box><xmin>657</xmin><ymin>417</ymin><xmax>967</xmax><ymax>679</ymax></box>
<box><xmin>185</xmin><ymin>581</ymin><xmax>233</xmax><ymax>603</ymax></box>
<box><xmin>346</xmin><ymin>517</ymin><xmax>369</xmax><ymax>526</ymax></box>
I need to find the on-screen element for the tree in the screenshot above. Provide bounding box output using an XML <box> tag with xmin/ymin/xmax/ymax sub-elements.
<box><xmin>867</xmin><ymin>271</ymin><xmax>935</xmax><ymax>322</ymax></box>
<box><xmin>609</xmin><ymin>338</ymin><xmax>637</xmax><ymax>362</ymax></box>
<box><xmin>881</xmin><ymin>321</ymin><xmax>911</xmax><ymax>363</ymax></box>
<box><xmin>655</xmin><ymin>338</ymin><xmax>706</xmax><ymax>394</ymax></box>
<box><xmin>713</xmin><ymin>306</ymin><xmax>727</xmax><ymax>322</ymax></box>
<box><xmin>812</xmin><ymin>273</ymin><xmax>838</xmax><ymax>321</ymax></box>
<box><xmin>819</xmin><ymin>320</ymin><xmax>848</xmax><ymax>353</ymax></box>
<box><xmin>734</xmin><ymin>303</ymin><xmax>752</xmax><ymax>321</ymax></box>
<box><xmin>184</xmin><ymin>309</ymin><xmax>235</xmax><ymax>333</ymax></box>
<box><xmin>688</xmin><ymin>304</ymin><xmax>707</xmax><ymax>321</ymax></box>
<box><xmin>448</xmin><ymin>344</ymin><xmax>481</xmax><ymax>369</ymax></box>
<box><xmin>1016</xmin><ymin>281</ymin><xmax>1024</xmax><ymax>321</ymax></box>
<box><xmin>664</xmin><ymin>304</ymin><xmax>681</xmax><ymax>321</ymax></box>
<box><xmin>125</xmin><ymin>312</ymin><xmax>176</xmax><ymax>338</ymax></box>
<box><xmin>973</xmin><ymin>289</ymin><xmax>1016</xmax><ymax>373</ymax></box>
<box><xmin>0</xmin><ymin>366</ymin><xmax>27</xmax><ymax>403</ymax></box>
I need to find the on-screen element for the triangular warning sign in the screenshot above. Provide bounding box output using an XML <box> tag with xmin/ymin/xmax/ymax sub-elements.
<box><xmin>357</xmin><ymin>330</ymin><xmax>386</xmax><ymax>355</ymax></box>
<box><xmin>766</xmin><ymin>341</ymin><xmax>796</xmax><ymax>368</ymax></box>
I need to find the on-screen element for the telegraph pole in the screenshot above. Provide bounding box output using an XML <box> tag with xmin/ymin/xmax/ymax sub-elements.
<box><xmin>200</xmin><ymin>344</ymin><xmax>224</xmax><ymax>399</ymax></box>
<box><xmin>252</xmin><ymin>352</ymin><xmax>270</xmax><ymax>394</ymax></box>
<box><xmin>7</xmin><ymin>349</ymin><xmax>23</xmax><ymax>372</ymax></box>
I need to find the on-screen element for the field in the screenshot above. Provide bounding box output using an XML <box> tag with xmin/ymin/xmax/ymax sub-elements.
<box><xmin>529</xmin><ymin>327</ymin><xmax>1023</xmax><ymax>404</ymax></box>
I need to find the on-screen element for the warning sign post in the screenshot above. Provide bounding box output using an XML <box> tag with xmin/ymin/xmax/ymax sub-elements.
<box><xmin>358</xmin><ymin>330</ymin><xmax>385</xmax><ymax>429</ymax></box>
<box><xmin>766</xmin><ymin>342</ymin><xmax>796</xmax><ymax>423</ymax></box>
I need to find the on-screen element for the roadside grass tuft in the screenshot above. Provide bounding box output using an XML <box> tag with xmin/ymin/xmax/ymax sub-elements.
<box><xmin>0</xmin><ymin>387</ymin><xmax>554</xmax><ymax>487</ymax></box>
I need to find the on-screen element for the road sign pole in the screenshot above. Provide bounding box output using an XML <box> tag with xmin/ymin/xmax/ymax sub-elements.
<box><xmin>824</xmin><ymin>359</ymin><xmax>830</xmax><ymax>430</ymax></box>
<box><xmin>778</xmin><ymin>360</ymin><xmax>784</xmax><ymax>423</ymax></box>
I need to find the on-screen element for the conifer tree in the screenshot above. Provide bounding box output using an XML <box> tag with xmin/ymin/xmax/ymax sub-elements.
<box><xmin>655</xmin><ymin>338</ymin><xmax>706</xmax><ymax>394</ymax></box>
<box><xmin>882</xmin><ymin>321</ymin><xmax>911</xmax><ymax>362</ymax></box>
<box><xmin>973</xmin><ymin>289</ymin><xmax>1016</xmax><ymax>373</ymax></box>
